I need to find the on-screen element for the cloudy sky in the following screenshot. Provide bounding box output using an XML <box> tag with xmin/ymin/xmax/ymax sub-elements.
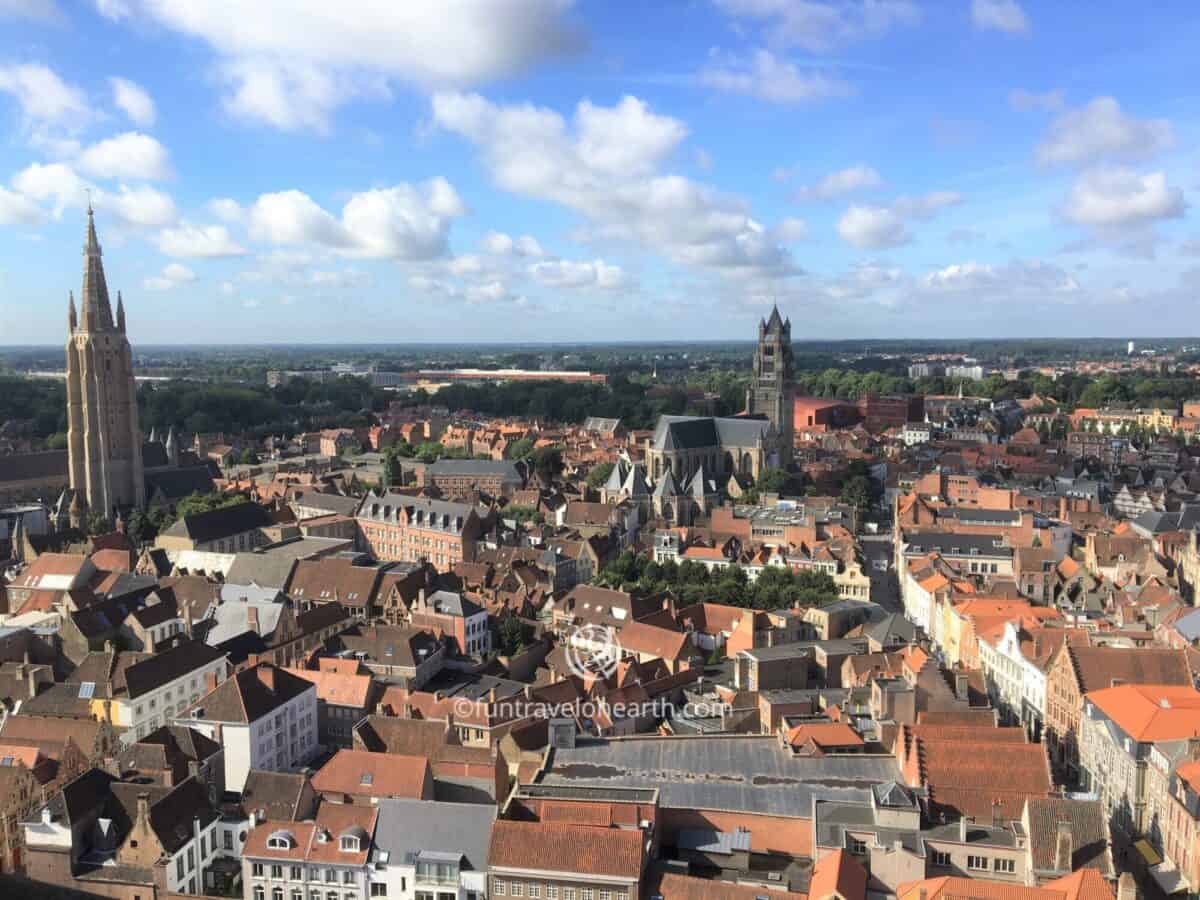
<box><xmin>1</xmin><ymin>0</ymin><xmax>1197</xmax><ymax>344</ymax></box>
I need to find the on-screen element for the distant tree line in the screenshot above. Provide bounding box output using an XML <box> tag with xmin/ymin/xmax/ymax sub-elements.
<box><xmin>595</xmin><ymin>549</ymin><xmax>840</xmax><ymax>610</ymax></box>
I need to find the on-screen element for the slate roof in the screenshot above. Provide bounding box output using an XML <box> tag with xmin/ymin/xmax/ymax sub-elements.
<box><xmin>0</xmin><ymin>450</ymin><xmax>68</xmax><ymax>484</ymax></box>
<box><xmin>427</xmin><ymin>459</ymin><xmax>523</xmax><ymax>482</ymax></box>
<box><xmin>239</xmin><ymin>770</ymin><xmax>314</xmax><ymax>821</ymax></box>
<box><xmin>161</xmin><ymin>502</ymin><xmax>273</xmax><ymax>543</ymax></box>
<box><xmin>124</xmin><ymin>640</ymin><xmax>226</xmax><ymax>700</ymax></box>
<box><xmin>144</xmin><ymin>466</ymin><xmax>216</xmax><ymax>502</ymax></box>
<box><xmin>187</xmin><ymin>664</ymin><xmax>313</xmax><ymax>724</ymax></box>
<box><xmin>1026</xmin><ymin>797</ymin><xmax>1113</xmax><ymax>876</ymax></box>
<box><xmin>651</xmin><ymin>415</ymin><xmax>773</xmax><ymax>452</ymax></box>
<box><xmin>1067</xmin><ymin>646</ymin><xmax>1192</xmax><ymax>693</ymax></box>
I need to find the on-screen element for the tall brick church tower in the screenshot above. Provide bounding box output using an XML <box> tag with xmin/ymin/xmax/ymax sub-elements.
<box><xmin>65</xmin><ymin>207</ymin><xmax>145</xmax><ymax>519</ymax></box>
<box><xmin>746</xmin><ymin>305</ymin><xmax>794</xmax><ymax>467</ymax></box>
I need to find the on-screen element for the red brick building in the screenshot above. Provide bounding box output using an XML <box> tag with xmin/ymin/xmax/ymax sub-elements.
<box><xmin>356</xmin><ymin>491</ymin><xmax>489</xmax><ymax>568</ymax></box>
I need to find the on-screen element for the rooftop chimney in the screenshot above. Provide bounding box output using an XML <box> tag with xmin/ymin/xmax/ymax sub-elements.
<box><xmin>954</xmin><ymin>672</ymin><xmax>969</xmax><ymax>702</ymax></box>
<box><xmin>257</xmin><ymin>665</ymin><xmax>276</xmax><ymax>692</ymax></box>
<box><xmin>1054</xmin><ymin>820</ymin><xmax>1073</xmax><ymax>872</ymax></box>
<box><xmin>136</xmin><ymin>792</ymin><xmax>151</xmax><ymax>826</ymax></box>
<box><xmin>1117</xmin><ymin>873</ymin><xmax>1136</xmax><ymax>900</ymax></box>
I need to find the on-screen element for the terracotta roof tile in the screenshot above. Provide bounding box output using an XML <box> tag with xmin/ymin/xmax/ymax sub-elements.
<box><xmin>487</xmin><ymin>820</ymin><xmax>644</xmax><ymax>879</ymax></box>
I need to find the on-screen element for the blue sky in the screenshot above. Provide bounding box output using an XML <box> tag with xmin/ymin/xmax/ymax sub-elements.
<box><xmin>0</xmin><ymin>0</ymin><xmax>1197</xmax><ymax>344</ymax></box>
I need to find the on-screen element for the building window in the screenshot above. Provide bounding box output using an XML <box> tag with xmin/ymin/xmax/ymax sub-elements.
<box><xmin>930</xmin><ymin>849</ymin><xmax>951</xmax><ymax>867</ymax></box>
<box><xmin>272</xmin><ymin>865</ymin><xmax>284</xmax><ymax>879</ymax></box>
<box><xmin>253</xmin><ymin>863</ymin><xmax>265</xmax><ymax>877</ymax></box>
<box><xmin>530</xmin><ymin>886</ymin><xmax>541</xmax><ymax>899</ymax></box>
<box><xmin>967</xmin><ymin>856</ymin><xmax>988</xmax><ymax>871</ymax></box>
<box><xmin>512</xmin><ymin>884</ymin><xmax>524</xmax><ymax>897</ymax></box>
<box><xmin>848</xmin><ymin>837</ymin><xmax>867</xmax><ymax>854</ymax></box>
<box><xmin>546</xmin><ymin>889</ymin><xmax>559</xmax><ymax>900</ymax></box>
<box><xmin>494</xmin><ymin>882</ymin><xmax>507</xmax><ymax>896</ymax></box>
<box><xmin>994</xmin><ymin>858</ymin><xmax>1015</xmax><ymax>875</ymax></box>
<box><xmin>581</xmin><ymin>890</ymin><xmax>593</xmax><ymax>900</ymax></box>
<box><xmin>370</xmin><ymin>885</ymin><xmax>387</xmax><ymax>898</ymax></box>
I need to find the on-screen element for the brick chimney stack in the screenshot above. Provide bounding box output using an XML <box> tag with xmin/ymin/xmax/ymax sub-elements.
<box><xmin>1054</xmin><ymin>820</ymin><xmax>1073</xmax><ymax>872</ymax></box>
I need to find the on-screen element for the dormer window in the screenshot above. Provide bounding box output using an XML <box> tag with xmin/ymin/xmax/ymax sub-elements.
<box><xmin>340</xmin><ymin>836</ymin><xmax>360</xmax><ymax>852</ymax></box>
<box><xmin>267</xmin><ymin>830</ymin><xmax>295</xmax><ymax>850</ymax></box>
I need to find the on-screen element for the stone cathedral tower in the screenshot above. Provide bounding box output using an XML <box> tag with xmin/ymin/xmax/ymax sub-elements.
<box><xmin>65</xmin><ymin>207</ymin><xmax>145</xmax><ymax>519</ymax></box>
<box><xmin>746</xmin><ymin>305</ymin><xmax>795</xmax><ymax>467</ymax></box>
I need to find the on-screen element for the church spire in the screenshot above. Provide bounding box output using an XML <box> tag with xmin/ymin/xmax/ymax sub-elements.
<box><xmin>116</xmin><ymin>290</ymin><xmax>125</xmax><ymax>333</ymax></box>
<box><xmin>80</xmin><ymin>205</ymin><xmax>114</xmax><ymax>332</ymax></box>
<box><xmin>765</xmin><ymin>303</ymin><xmax>786</xmax><ymax>334</ymax></box>
<box><xmin>68</xmin><ymin>291</ymin><xmax>77</xmax><ymax>332</ymax></box>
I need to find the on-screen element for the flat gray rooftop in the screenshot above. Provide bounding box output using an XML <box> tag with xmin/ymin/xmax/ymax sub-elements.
<box><xmin>541</xmin><ymin>736</ymin><xmax>902</xmax><ymax>818</ymax></box>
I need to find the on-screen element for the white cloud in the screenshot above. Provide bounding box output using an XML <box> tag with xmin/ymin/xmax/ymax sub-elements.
<box><xmin>1036</xmin><ymin>97</ymin><xmax>1174</xmax><ymax>167</ymax></box>
<box><xmin>481</xmin><ymin>231</ymin><xmax>545</xmax><ymax>257</ymax></box>
<box><xmin>309</xmin><ymin>268</ymin><xmax>371</xmax><ymax>289</ymax></box>
<box><xmin>971</xmin><ymin>0</ymin><xmax>1029</xmax><ymax>34</ymax></box>
<box><xmin>795</xmin><ymin>164</ymin><xmax>882</xmax><ymax>200</ymax></box>
<box><xmin>892</xmin><ymin>190</ymin><xmax>962</xmax><ymax>220</ymax></box>
<box><xmin>107</xmin><ymin>183</ymin><xmax>178</xmax><ymax>227</ymax></box>
<box><xmin>700</xmin><ymin>48</ymin><xmax>852</xmax><ymax>104</ymax></box>
<box><xmin>433</xmin><ymin>91</ymin><xmax>794</xmax><ymax>276</ymax></box>
<box><xmin>922</xmin><ymin>259</ymin><xmax>1080</xmax><ymax>297</ymax></box>
<box><xmin>774</xmin><ymin>217</ymin><xmax>809</xmax><ymax>242</ymax></box>
<box><xmin>837</xmin><ymin>205</ymin><xmax>910</xmax><ymax>249</ymax></box>
<box><xmin>157</xmin><ymin>222</ymin><xmax>246</xmax><ymax>258</ymax></box>
<box><xmin>105</xmin><ymin>0</ymin><xmax>580</xmax><ymax>130</ymax></box>
<box><xmin>14</xmin><ymin>163</ymin><xmax>178</xmax><ymax>228</ymax></box>
<box><xmin>249</xmin><ymin>189</ymin><xmax>350</xmax><ymax>247</ymax></box>
<box><xmin>143</xmin><ymin>261</ymin><xmax>197</xmax><ymax>291</ymax></box>
<box><xmin>712</xmin><ymin>0</ymin><xmax>920</xmax><ymax>52</ymax></box>
<box><xmin>529</xmin><ymin>258</ymin><xmax>629</xmax><ymax>290</ymax></box>
<box><xmin>207</xmin><ymin>197</ymin><xmax>245</xmax><ymax>223</ymax></box>
<box><xmin>1008</xmin><ymin>88</ymin><xmax>1063</xmax><ymax>113</ymax></box>
<box><xmin>465</xmin><ymin>280</ymin><xmax>514</xmax><ymax>304</ymax></box>
<box><xmin>0</xmin><ymin>185</ymin><xmax>46</xmax><ymax>225</ymax></box>
<box><xmin>577</xmin><ymin>96</ymin><xmax>688</xmax><ymax>175</ymax></box>
<box><xmin>109</xmin><ymin>77</ymin><xmax>156</xmax><ymax>126</ymax></box>
<box><xmin>1063</xmin><ymin>168</ymin><xmax>1186</xmax><ymax>228</ymax></box>
<box><xmin>0</xmin><ymin>62</ymin><xmax>88</xmax><ymax>124</ymax></box>
<box><xmin>835</xmin><ymin>191</ymin><xmax>959</xmax><ymax>250</ymax></box>
<box><xmin>77</xmin><ymin>132</ymin><xmax>172</xmax><ymax>181</ymax></box>
<box><xmin>94</xmin><ymin>0</ymin><xmax>131</xmax><ymax>17</ymax></box>
<box><xmin>248</xmin><ymin>177</ymin><xmax>465</xmax><ymax>259</ymax></box>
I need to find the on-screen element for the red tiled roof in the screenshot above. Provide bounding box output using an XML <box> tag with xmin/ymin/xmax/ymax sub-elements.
<box><xmin>1086</xmin><ymin>684</ymin><xmax>1200</xmax><ymax>742</ymax></box>
<box><xmin>810</xmin><ymin>849</ymin><xmax>868</xmax><ymax>900</ymax></box>
<box><xmin>311</xmin><ymin>749</ymin><xmax>431</xmax><ymax>799</ymax></box>
<box><xmin>487</xmin><ymin>820</ymin><xmax>644</xmax><ymax>879</ymax></box>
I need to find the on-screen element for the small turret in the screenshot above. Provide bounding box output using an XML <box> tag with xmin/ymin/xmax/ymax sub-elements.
<box><xmin>165</xmin><ymin>426</ymin><xmax>179</xmax><ymax>467</ymax></box>
<box><xmin>116</xmin><ymin>291</ymin><xmax>126</xmax><ymax>333</ymax></box>
<box><xmin>68</xmin><ymin>291</ymin><xmax>77</xmax><ymax>332</ymax></box>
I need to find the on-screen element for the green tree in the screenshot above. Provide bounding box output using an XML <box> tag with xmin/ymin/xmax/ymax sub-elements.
<box><xmin>174</xmin><ymin>491</ymin><xmax>249</xmax><ymax>522</ymax></box>
<box><xmin>498</xmin><ymin>615</ymin><xmax>526</xmax><ymax>657</ymax></box>
<box><xmin>381</xmin><ymin>448</ymin><xmax>402</xmax><ymax>490</ymax></box>
<box><xmin>840</xmin><ymin>475</ymin><xmax>875</xmax><ymax>514</ymax></box>
<box><xmin>505</xmin><ymin>437</ymin><xmax>535</xmax><ymax>460</ymax></box>
<box><xmin>755</xmin><ymin>467</ymin><xmax>792</xmax><ymax>495</ymax></box>
<box><xmin>531</xmin><ymin>446</ymin><xmax>564</xmax><ymax>481</ymax></box>
<box><xmin>239</xmin><ymin>447</ymin><xmax>260</xmax><ymax>465</ymax></box>
<box><xmin>414</xmin><ymin>441</ymin><xmax>443</xmax><ymax>463</ymax></box>
<box><xmin>586</xmin><ymin>462</ymin><xmax>616</xmax><ymax>489</ymax></box>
